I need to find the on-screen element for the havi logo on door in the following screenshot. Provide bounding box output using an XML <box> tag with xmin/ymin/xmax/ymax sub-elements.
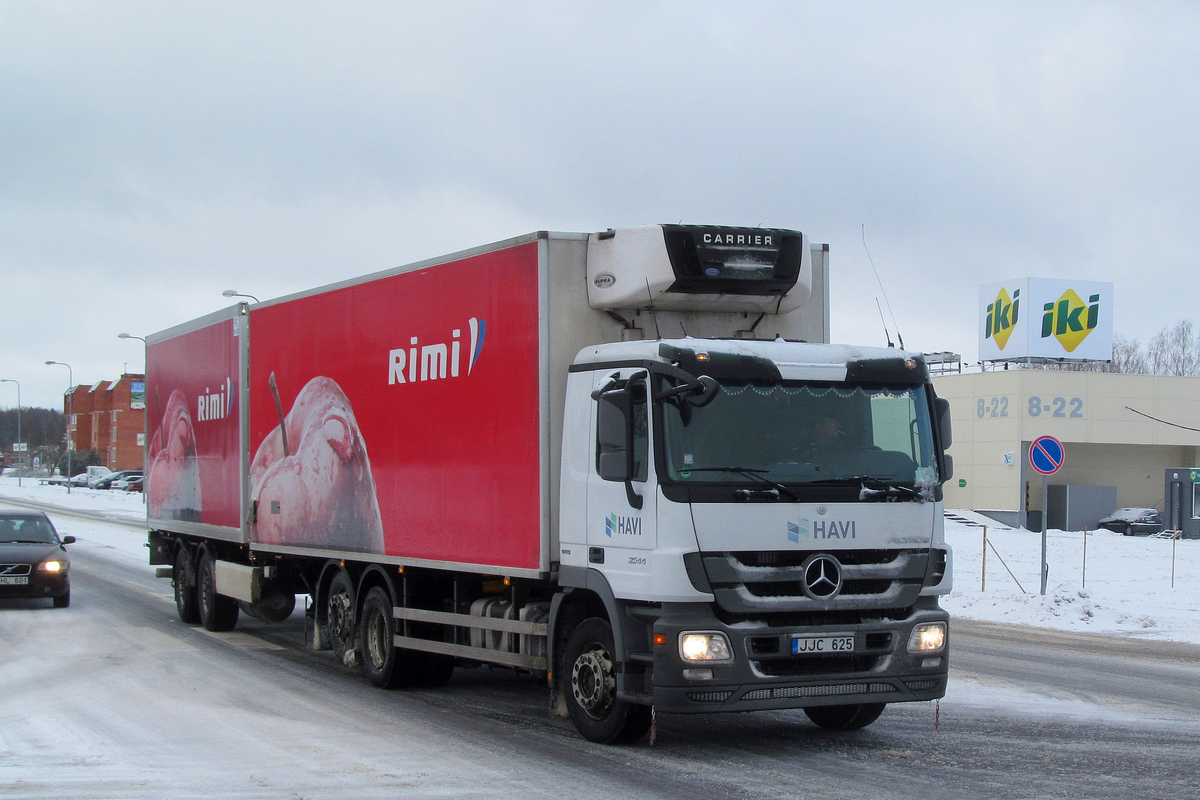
<box><xmin>606</xmin><ymin>513</ymin><xmax>642</xmax><ymax>537</ymax></box>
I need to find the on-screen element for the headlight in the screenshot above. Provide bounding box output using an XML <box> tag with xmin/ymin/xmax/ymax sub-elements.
<box><xmin>907</xmin><ymin>622</ymin><xmax>946</xmax><ymax>653</ymax></box>
<box><xmin>39</xmin><ymin>560</ymin><xmax>65</xmax><ymax>573</ymax></box>
<box><xmin>679</xmin><ymin>632</ymin><xmax>733</xmax><ymax>662</ymax></box>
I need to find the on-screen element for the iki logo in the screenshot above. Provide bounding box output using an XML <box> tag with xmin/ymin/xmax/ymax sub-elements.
<box><xmin>605</xmin><ymin>513</ymin><xmax>642</xmax><ymax>537</ymax></box>
<box><xmin>788</xmin><ymin>517</ymin><xmax>856</xmax><ymax>541</ymax></box>
<box><xmin>197</xmin><ymin>377</ymin><xmax>234</xmax><ymax>422</ymax></box>
<box><xmin>1041</xmin><ymin>290</ymin><xmax>1100</xmax><ymax>353</ymax></box>
<box><xmin>984</xmin><ymin>288</ymin><xmax>1020</xmax><ymax>351</ymax></box>
<box><xmin>389</xmin><ymin>317</ymin><xmax>486</xmax><ymax>385</ymax></box>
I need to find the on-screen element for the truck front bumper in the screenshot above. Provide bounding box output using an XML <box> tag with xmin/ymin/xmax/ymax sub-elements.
<box><xmin>643</xmin><ymin>600</ymin><xmax>948</xmax><ymax>714</ymax></box>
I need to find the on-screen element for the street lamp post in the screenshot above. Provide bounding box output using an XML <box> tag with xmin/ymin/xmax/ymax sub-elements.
<box><xmin>0</xmin><ymin>378</ymin><xmax>20</xmax><ymax>487</ymax></box>
<box><xmin>45</xmin><ymin>361</ymin><xmax>73</xmax><ymax>494</ymax></box>
<box><xmin>222</xmin><ymin>289</ymin><xmax>260</xmax><ymax>303</ymax></box>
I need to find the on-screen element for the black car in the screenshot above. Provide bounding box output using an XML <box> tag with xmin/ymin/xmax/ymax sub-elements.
<box><xmin>0</xmin><ymin>511</ymin><xmax>74</xmax><ymax>607</ymax></box>
<box><xmin>1096</xmin><ymin>507</ymin><xmax>1165</xmax><ymax>536</ymax></box>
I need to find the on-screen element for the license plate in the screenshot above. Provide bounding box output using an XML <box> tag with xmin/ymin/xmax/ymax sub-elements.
<box><xmin>0</xmin><ymin>576</ymin><xmax>29</xmax><ymax>585</ymax></box>
<box><xmin>792</xmin><ymin>635</ymin><xmax>855</xmax><ymax>654</ymax></box>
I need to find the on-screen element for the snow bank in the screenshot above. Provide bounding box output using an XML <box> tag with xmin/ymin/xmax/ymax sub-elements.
<box><xmin>944</xmin><ymin>510</ymin><xmax>1199</xmax><ymax>645</ymax></box>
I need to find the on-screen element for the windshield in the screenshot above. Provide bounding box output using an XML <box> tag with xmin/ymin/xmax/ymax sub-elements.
<box><xmin>661</xmin><ymin>380</ymin><xmax>939</xmax><ymax>487</ymax></box>
<box><xmin>0</xmin><ymin>516</ymin><xmax>58</xmax><ymax>543</ymax></box>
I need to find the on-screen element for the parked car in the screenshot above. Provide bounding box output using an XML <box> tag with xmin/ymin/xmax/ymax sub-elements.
<box><xmin>66</xmin><ymin>466</ymin><xmax>113</xmax><ymax>488</ymax></box>
<box><xmin>1096</xmin><ymin>507</ymin><xmax>1165</xmax><ymax>536</ymax></box>
<box><xmin>0</xmin><ymin>511</ymin><xmax>74</xmax><ymax>607</ymax></box>
<box><xmin>93</xmin><ymin>470</ymin><xmax>143</xmax><ymax>490</ymax></box>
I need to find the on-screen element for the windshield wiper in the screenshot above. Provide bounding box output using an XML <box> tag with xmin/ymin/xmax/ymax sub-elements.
<box><xmin>846</xmin><ymin>476</ymin><xmax>927</xmax><ymax>503</ymax></box>
<box><xmin>687</xmin><ymin>466</ymin><xmax>802</xmax><ymax>502</ymax></box>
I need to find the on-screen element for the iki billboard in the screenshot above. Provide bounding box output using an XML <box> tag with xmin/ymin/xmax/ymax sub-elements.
<box><xmin>979</xmin><ymin>278</ymin><xmax>1114</xmax><ymax>362</ymax></box>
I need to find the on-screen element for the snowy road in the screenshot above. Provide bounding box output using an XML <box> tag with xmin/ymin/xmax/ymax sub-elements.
<box><xmin>2</xmin><ymin>502</ymin><xmax>1199</xmax><ymax>799</ymax></box>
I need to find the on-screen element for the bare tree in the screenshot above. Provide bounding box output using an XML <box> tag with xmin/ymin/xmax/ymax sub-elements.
<box><xmin>1109</xmin><ymin>333</ymin><xmax>1149</xmax><ymax>374</ymax></box>
<box><xmin>1146</xmin><ymin>320</ymin><xmax>1200</xmax><ymax>376</ymax></box>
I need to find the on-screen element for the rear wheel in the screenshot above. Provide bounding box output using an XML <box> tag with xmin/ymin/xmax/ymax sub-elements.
<box><xmin>326</xmin><ymin>571</ymin><xmax>359</xmax><ymax>667</ymax></box>
<box><xmin>359</xmin><ymin>586</ymin><xmax>455</xmax><ymax>688</ymax></box>
<box><xmin>197</xmin><ymin>550</ymin><xmax>239</xmax><ymax>632</ymax></box>
<box><xmin>803</xmin><ymin>703</ymin><xmax>886</xmax><ymax>730</ymax></box>
<box><xmin>53</xmin><ymin>589</ymin><xmax>70</xmax><ymax>608</ymax></box>
<box><xmin>361</xmin><ymin>586</ymin><xmax>411</xmax><ymax>688</ymax></box>
<box><xmin>563</xmin><ymin>617</ymin><xmax>651</xmax><ymax>744</ymax></box>
<box><xmin>174</xmin><ymin>547</ymin><xmax>200</xmax><ymax>624</ymax></box>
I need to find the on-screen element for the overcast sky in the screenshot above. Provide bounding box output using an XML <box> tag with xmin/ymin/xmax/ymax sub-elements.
<box><xmin>2</xmin><ymin>1</ymin><xmax>1197</xmax><ymax>409</ymax></box>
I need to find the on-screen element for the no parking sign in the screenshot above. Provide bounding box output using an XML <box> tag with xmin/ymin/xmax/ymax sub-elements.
<box><xmin>1029</xmin><ymin>435</ymin><xmax>1065</xmax><ymax>476</ymax></box>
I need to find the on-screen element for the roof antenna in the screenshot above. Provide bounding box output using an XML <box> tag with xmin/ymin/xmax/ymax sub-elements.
<box><xmin>862</xmin><ymin>224</ymin><xmax>904</xmax><ymax>350</ymax></box>
<box><xmin>645</xmin><ymin>279</ymin><xmax>662</xmax><ymax>340</ymax></box>
<box><xmin>875</xmin><ymin>298</ymin><xmax>895</xmax><ymax>349</ymax></box>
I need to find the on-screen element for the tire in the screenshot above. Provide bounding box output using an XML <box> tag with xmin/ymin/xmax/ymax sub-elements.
<box><xmin>53</xmin><ymin>589</ymin><xmax>70</xmax><ymax>608</ymax></box>
<box><xmin>197</xmin><ymin>550</ymin><xmax>240</xmax><ymax>632</ymax></box>
<box><xmin>174</xmin><ymin>547</ymin><xmax>200</xmax><ymax>624</ymax></box>
<box><xmin>360</xmin><ymin>586</ymin><xmax>455</xmax><ymax>689</ymax></box>
<box><xmin>326</xmin><ymin>571</ymin><xmax>359</xmax><ymax>667</ymax></box>
<box><xmin>563</xmin><ymin>617</ymin><xmax>652</xmax><ymax>744</ymax></box>
<box><xmin>803</xmin><ymin>703</ymin><xmax>887</xmax><ymax>730</ymax></box>
<box><xmin>360</xmin><ymin>586</ymin><xmax>411</xmax><ymax>688</ymax></box>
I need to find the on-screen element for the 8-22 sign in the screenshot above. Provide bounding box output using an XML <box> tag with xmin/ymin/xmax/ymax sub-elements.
<box><xmin>976</xmin><ymin>396</ymin><xmax>1084</xmax><ymax>419</ymax></box>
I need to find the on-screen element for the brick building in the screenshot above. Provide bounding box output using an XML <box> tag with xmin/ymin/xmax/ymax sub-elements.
<box><xmin>63</xmin><ymin>373</ymin><xmax>146</xmax><ymax>471</ymax></box>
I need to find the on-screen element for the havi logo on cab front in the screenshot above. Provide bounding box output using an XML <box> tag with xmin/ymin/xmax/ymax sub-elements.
<box><xmin>388</xmin><ymin>318</ymin><xmax>486</xmax><ymax>385</ymax></box>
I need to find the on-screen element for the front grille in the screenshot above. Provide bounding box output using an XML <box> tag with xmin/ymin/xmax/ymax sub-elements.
<box><xmin>904</xmin><ymin>678</ymin><xmax>942</xmax><ymax>691</ymax></box>
<box><xmin>0</xmin><ymin>564</ymin><xmax>32</xmax><ymax>576</ymax></box>
<box><xmin>686</xmin><ymin>690</ymin><xmax>735</xmax><ymax>703</ymax></box>
<box><xmin>702</xmin><ymin>549</ymin><xmax>930</xmax><ymax>615</ymax></box>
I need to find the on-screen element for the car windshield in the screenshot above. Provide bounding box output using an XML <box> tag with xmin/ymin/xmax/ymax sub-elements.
<box><xmin>661</xmin><ymin>380</ymin><xmax>939</xmax><ymax>487</ymax></box>
<box><xmin>0</xmin><ymin>516</ymin><xmax>58</xmax><ymax>543</ymax></box>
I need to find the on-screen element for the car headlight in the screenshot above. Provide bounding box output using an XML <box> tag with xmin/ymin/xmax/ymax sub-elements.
<box><xmin>679</xmin><ymin>632</ymin><xmax>733</xmax><ymax>662</ymax></box>
<box><xmin>907</xmin><ymin>622</ymin><xmax>946</xmax><ymax>653</ymax></box>
<box><xmin>38</xmin><ymin>560</ymin><xmax>65</xmax><ymax>573</ymax></box>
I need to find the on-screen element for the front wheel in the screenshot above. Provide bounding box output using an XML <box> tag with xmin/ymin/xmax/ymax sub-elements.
<box><xmin>53</xmin><ymin>589</ymin><xmax>70</xmax><ymax>608</ymax></box>
<box><xmin>803</xmin><ymin>703</ymin><xmax>886</xmax><ymax>730</ymax></box>
<box><xmin>563</xmin><ymin>618</ymin><xmax>651</xmax><ymax>744</ymax></box>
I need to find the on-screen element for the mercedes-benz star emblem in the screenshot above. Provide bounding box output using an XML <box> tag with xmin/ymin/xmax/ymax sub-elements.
<box><xmin>802</xmin><ymin>554</ymin><xmax>843</xmax><ymax>599</ymax></box>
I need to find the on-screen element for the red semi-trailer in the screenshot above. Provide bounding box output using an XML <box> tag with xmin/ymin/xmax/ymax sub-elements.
<box><xmin>147</xmin><ymin>226</ymin><xmax>953</xmax><ymax>743</ymax></box>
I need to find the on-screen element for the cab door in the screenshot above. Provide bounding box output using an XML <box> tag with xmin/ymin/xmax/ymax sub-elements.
<box><xmin>585</xmin><ymin>369</ymin><xmax>657</xmax><ymax>588</ymax></box>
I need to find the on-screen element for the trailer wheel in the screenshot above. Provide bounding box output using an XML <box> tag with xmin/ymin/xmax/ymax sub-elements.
<box><xmin>564</xmin><ymin>617</ymin><xmax>651</xmax><ymax>744</ymax></box>
<box><xmin>803</xmin><ymin>703</ymin><xmax>886</xmax><ymax>730</ymax></box>
<box><xmin>197</xmin><ymin>550</ymin><xmax>239</xmax><ymax>632</ymax></box>
<box><xmin>326</xmin><ymin>571</ymin><xmax>359</xmax><ymax>667</ymax></box>
<box><xmin>174</xmin><ymin>547</ymin><xmax>200</xmax><ymax>624</ymax></box>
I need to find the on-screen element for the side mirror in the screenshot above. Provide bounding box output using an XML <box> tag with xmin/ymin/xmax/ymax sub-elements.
<box><xmin>61</xmin><ymin>535</ymin><xmax>76</xmax><ymax>545</ymax></box>
<box><xmin>941</xmin><ymin>454</ymin><xmax>954</xmax><ymax>482</ymax></box>
<box><xmin>935</xmin><ymin>396</ymin><xmax>952</xmax><ymax>449</ymax></box>
<box><xmin>597</xmin><ymin>390</ymin><xmax>634</xmax><ymax>482</ymax></box>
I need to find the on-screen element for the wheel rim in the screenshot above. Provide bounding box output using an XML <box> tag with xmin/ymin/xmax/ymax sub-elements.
<box><xmin>364</xmin><ymin>606</ymin><xmax>388</xmax><ymax>669</ymax></box>
<box><xmin>328</xmin><ymin>585</ymin><xmax>354</xmax><ymax>649</ymax></box>
<box><xmin>174</xmin><ymin>551</ymin><xmax>188</xmax><ymax>611</ymax></box>
<box><xmin>571</xmin><ymin>643</ymin><xmax>616</xmax><ymax>720</ymax></box>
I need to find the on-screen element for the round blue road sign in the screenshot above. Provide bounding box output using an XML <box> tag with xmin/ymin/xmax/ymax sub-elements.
<box><xmin>1029</xmin><ymin>435</ymin><xmax>1065</xmax><ymax>475</ymax></box>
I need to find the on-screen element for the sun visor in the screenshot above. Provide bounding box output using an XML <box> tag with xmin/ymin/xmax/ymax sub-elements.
<box><xmin>587</xmin><ymin>224</ymin><xmax>812</xmax><ymax>313</ymax></box>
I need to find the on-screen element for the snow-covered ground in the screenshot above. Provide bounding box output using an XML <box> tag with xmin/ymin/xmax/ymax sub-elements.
<box><xmin>1</xmin><ymin>476</ymin><xmax>1196</xmax><ymax>645</ymax></box>
<box><xmin>942</xmin><ymin>509</ymin><xmax>1199</xmax><ymax>645</ymax></box>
